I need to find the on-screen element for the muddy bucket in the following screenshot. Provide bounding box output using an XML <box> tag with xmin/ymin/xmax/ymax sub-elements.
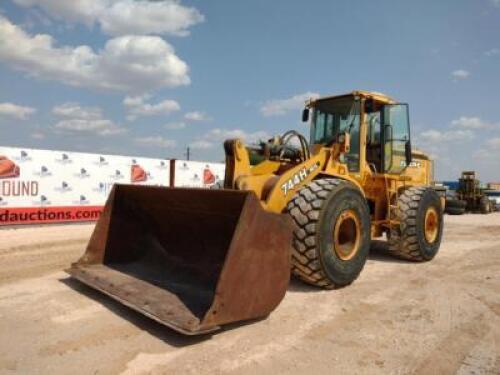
<box><xmin>67</xmin><ymin>185</ymin><xmax>292</xmax><ymax>335</ymax></box>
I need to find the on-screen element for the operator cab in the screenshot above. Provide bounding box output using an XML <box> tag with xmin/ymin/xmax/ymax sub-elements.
<box><xmin>304</xmin><ymin>92</ymin><xmax>412</xmax><ymax>175</ymax></box>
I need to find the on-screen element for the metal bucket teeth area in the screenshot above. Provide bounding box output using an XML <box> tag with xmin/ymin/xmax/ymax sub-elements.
<box><xmin>67</xmin><ymin>185</ymin><xmax>293</xmax><ymax>335</ymax></box>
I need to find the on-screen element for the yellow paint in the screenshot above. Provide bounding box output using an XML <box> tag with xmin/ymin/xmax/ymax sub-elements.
<box><xmin>224</xmin><ymin>90</ymin><xmax>433</xmax><ymax>238</ymax></box>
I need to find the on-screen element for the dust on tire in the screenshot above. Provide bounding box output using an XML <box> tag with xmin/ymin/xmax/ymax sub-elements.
<box><xmin>286</xmin><ymin>178</ymin><xmax>371</xmax><ymax>288</ymax></box>
<box><xmin>389</xmin><ymin>187</ymin><xmax>443</xmax><ymax>261</ymax></box>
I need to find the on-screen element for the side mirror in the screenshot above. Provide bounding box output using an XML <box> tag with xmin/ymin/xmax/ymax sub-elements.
<box><xmin>302</xmin><ymin>108</ymin><xmax>309</xmax><ymax>122</ymax></box>
<box><xmin>365</xmin><ymin>98</ymin><xmax>374</xmax><ymax>113</ymax></box>
<box><xmin>405</xmin><ymin>140</ymin><xmax>412</xmax><ymax>167</ymax></box>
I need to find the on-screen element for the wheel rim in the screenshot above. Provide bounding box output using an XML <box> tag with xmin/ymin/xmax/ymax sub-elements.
<box><xmin>333</xmin><ymin>209</ymin><xmax>361</xmax><ymax>261</ymax></box>
<box><xmin>424</xmin><ymin>207</ymin><xmax>439</xmax><ymax>243</ymax></box>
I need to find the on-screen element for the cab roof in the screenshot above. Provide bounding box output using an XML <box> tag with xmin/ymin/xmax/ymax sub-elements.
<box><xmin>308</xmin><ymin>90</ymin><xmax>396</xmax><ymax>107</ymax></box>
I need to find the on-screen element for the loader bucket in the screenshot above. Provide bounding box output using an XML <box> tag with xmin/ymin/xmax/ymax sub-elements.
<box><xmin>67</xmin><ymin>185</ymin><xmax>292</xmax><ymax>335</ymax></box>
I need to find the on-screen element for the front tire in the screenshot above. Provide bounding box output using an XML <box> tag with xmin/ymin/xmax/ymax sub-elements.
<box><xmin>286</xmin><ymin>178</ymin><xmax>371</xmax><ymax>288</ymax></box>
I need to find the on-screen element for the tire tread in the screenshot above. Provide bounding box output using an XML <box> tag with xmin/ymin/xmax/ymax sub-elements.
<box><xmin>287</xmin><ymin>178</ymin><xmax>344</xmax><ymax>288</ymax></box>
<box><xmin>388</xmin><ymin>187</ymin><xmax>439</xmax><ymax>261</ymax></box>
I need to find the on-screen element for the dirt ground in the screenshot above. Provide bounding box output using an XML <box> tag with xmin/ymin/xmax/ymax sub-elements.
<box><xmin>0</xmin><ymin>214</ymin><xmax>499</xmax><ymax>375</ymax></box>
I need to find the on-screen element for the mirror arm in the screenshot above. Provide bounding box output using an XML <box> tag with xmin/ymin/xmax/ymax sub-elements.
<box><xmin>405</xmin><ymin>140</ymin><xmax>412</xmax><ymax>167</ymax></box>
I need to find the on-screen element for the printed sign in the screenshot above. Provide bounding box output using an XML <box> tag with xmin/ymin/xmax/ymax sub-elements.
<box><xmin>0</xmin><ymin>147</ymin><xmax>170</xmax><ymax>225</ymax></box>
<box><xmin>174</xmin><ymin>160</ymin><xmax>225</xmax><ymax>188</ymax></box>
<box><xmin>0</xmin><ymin>147</ymin><xmax>227</xmax><ymax>225</ymax></box>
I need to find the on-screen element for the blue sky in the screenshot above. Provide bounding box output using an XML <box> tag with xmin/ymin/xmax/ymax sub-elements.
<box><xmin>0</xmin><ymin>0</ymin><xmax>499</xmax><ymax>181</ymax></box>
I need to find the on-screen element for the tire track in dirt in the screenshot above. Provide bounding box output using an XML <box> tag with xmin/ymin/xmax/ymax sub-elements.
<box><xmin>0</xmin><ymin>224</ymin><xmax>93</xmax><ymax>284</ymax></box>
<box><xmin>1</xmin><ymin>215</ymin><xmax>500</xmax><ymax>374</ymax></box>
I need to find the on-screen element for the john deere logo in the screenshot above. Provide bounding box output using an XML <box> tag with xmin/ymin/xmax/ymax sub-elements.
<box><xmin>400</xmin><ymin>160</ymin><xmax>422</xmax><ymax>168</ymax></box>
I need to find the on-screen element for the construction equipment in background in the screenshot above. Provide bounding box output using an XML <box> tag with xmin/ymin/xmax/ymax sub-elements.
<box><xmin>447</xmin><ymin>171</ymin><xmax>494</xmax><ymax>214</ymax></box>
<box><xmin>68</xmin><ymin>90</ymin><xmax>443</xmax><ymax>335</ymax></box>
<box><xmin>484</xmin><ymin>187</ymin><xmax>500</xmax><ymax>211</ymax></box>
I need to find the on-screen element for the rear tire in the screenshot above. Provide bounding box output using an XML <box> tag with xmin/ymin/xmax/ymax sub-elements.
<box><xmin>445</xmin><ymin>206</ymin><xmax>466</xmax><ymax>215</ymax></box>
<box><xmin>286</xmin><ymin>178</ymin><xmax>371</xmax><ymax>288</ymax></box>
<box><xmin>480</xmin><ymin>196</ymin><xmax>491</xmax><ymax>214</ymax></box>
<box><xmin>445</xmin><ymin>199</ymin><xmax>466</xmax><ymax>215</ymax></box>
<box><xmin>445</xmin><ymin>199</ymin><xmax>467</xmax><ymax>209</ymax></box>
<box><xmin>389</xmin><ymin>187</ymin><xmax>443</xmax><ymax>261</ymax></box>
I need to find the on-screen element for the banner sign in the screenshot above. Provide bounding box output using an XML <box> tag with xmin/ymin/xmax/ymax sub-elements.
<box><xmin>0</xmin><ymin>147</ymin><xmax>171</xmax><ymax>225</ymax></box>
<box><xmin>0</xmin><ymin>147</ymin><xmax>227</xmax><ymax>225</ymax></box>
<box><xmin>173</xmin><ymin>160</ymin><xmax>225</xmax><ymax>188</ymax></box>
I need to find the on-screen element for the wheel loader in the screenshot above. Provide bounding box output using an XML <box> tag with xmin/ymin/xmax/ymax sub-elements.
<box><xmin>457</xmin><ymin>171</ymin><xmax>493</xmax><ymax>214</ymax></box>
<box><xmin>68</xmin><ymin>90</ymin><xmax>443</xmax><ymax>335</ymax></box>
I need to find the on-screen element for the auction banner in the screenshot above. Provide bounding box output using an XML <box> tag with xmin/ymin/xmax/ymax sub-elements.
<box><xmin>0</xmin><ymin>147</ymin><xmax>170</xmax><ymax>225</ymax></box>
<box><xmin>173</xmin><ymin>160</ymin><xmax>225</xmax><ymax>188</ymax></box>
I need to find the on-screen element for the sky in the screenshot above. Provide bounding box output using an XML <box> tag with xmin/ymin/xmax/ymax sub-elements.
<box><xmin>0</xmin><ymin>0</ymin><xmax>499</xmax><ymax>181</ymax></box>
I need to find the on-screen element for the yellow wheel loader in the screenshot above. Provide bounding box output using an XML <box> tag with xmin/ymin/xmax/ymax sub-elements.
<box><xmin>68</xmin><ymin>90</ymin><xmax>443</xmax><ymax>335</ymax></box>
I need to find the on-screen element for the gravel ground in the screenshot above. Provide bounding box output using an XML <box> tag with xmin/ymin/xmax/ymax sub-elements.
<box><xmin>0</xmin><ymin>214</ymin><xmax>499</xmax><ymax>374</ymax></box>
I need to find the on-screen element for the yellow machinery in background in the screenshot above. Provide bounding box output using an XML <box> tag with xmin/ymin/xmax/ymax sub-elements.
<box><xmin>69</xmin><ymin>90</ymin><xmax>443</xmax><ymax>334</ymax></box>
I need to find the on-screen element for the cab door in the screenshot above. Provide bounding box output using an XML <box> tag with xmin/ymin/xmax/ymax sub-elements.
<box><xmin>382</xmin><ymin>104</ymin><xmax>411</xmax><ymax>174</ymax></box>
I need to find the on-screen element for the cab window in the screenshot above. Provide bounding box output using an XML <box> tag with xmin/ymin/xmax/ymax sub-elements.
<box><xmin>311</xmin><ymin>96</ymin><xmax>361</xmax><ymax>172</ymax></box>
<box><xmin>382</xmin><ymin>104</ymin><xmax>410</xmax><ymax>174</ymax></box>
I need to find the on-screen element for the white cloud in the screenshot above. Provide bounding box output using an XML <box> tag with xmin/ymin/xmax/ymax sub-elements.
<box><xmin>190</xmin><ymin>128</ymin><xmax>271</xmax><ymax>149</ymax></box>
<box><xmin>164</xmin><ymin>122</ymin><xmax>186</xmax><ymax>130</ymax></box>
<box><xmin>0</xmin><ymin>15</ymin><xmax>190</xmax><ymax>93</ymax></box>
<box><xmin>419</xmin><ymin>129</ymin><xmax>474</xmax><ymax>143</ymax></box>
<box><xmin>124</xmin><ymin>95</ymin><xmax>180</xmax><ymax>120</ymax></box>
<box><xmin>451</xmin><ymin>69</ymin><xmax>470</xmax><ymax>81</ymax></box>
<box><xmin>12</xmin><ymin>0</ymin><xmax>204</xmax><ymax>37</ymax></box>
<box><xmin>450</xmin><ymin>116</ymin><xmax>498</xmax><ymax>130</ymax></box>
<box><xmin>487</xmin><ymin>137</ymin><xmax>500</xmax><ymax>149</ymax></box>
<box><xmin>31</xmin><ymin>131</ymin><xmax>45</xmax><ymax>139</ymax></box>
<box><xmin>206</xmin><ymin>128</ymin><xmax>271</xmax><ymax>143</ymax></box>
<box><xmin>184</xmin><ymin>111</ymin><xmax>210</xmax><ymax>121</ymax></box>
<box><xmin>135</xmin><ymin>136</ymin><xmax>176</xmax><ymax>148</ymax></box>
<box><xmin>474</xmin><ymin>137</ymin><xmax>500</xmax><ymax>161</ymax></box>
<box><xmin>260</xmin><ymin>92</ymin><xmax>320</xmax><ymax>116</ymax></box>
<box><xmin>489</xmin><ymin>0</ymin><xmax>500</xmax><ymax>8</ymax></box>
<box><xmin>54</xmin><ymin>118</ymin><xmax>124</xmax><ymax>136</ymax></box>
<box><xmin>189</xmin><ymin>140</ymin><xmax>213</xmax><ymax>149</ymax></box>
<box><xmin>485</xmin><ymin>48</ymin><xmax>500</xmax><ymax>57</ymax></box>
<box><xmin>0</xmin><ymin>102</ymin><xmax>36</xmax><ymax>119</ymax></box>
<box><xmin>52</xmin><ymin>102</ymin><xmax>101</xmax><ymax>120</ymax></box>
<box><xmin>52</xmin><ymin>102</ymin><xmax>125</xmax><ymax>136</ymax></box>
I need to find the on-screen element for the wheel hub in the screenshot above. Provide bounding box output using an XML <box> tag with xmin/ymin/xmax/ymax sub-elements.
<box><xmin>424</xmin><ymin>207</ymin><xmax>439</xmax><ymax>243</ymax></box>
<box><xmin>333</xmin><ymin>210</ymin><xmax>361</xmax><ymax>261</ymax></box>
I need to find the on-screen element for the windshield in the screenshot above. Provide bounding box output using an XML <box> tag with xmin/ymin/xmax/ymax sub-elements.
<box><xmin>310</xmin><ymin>96</ymin><xmax>361</xmax><ymax>171</ymax></box>
<box><xmin>311</xmin><ymin>96</ymin><xmax>360</xmax><ymax>144</ymax></box>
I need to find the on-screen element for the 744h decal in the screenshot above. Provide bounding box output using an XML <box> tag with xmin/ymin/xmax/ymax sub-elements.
<box><xmin>281</xmin><ymin>163</ymin><xmax>319</xmax><ymax>195</ymax></box>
